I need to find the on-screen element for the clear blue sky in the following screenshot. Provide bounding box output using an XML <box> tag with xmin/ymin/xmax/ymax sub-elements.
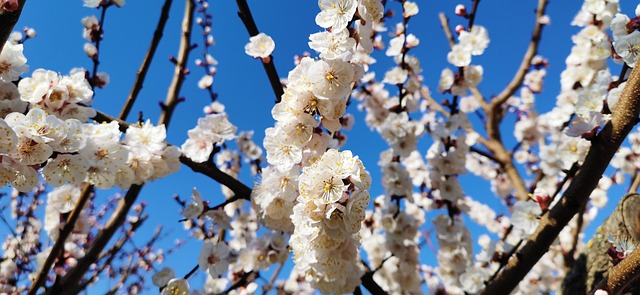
<box><xmin>5</xmin><ymin>0</ymin><xmax>634</xmax><ymax>293</ymax></box>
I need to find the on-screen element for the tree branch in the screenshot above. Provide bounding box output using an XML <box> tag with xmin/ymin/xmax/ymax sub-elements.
<box><xmin>158</xmin><ymin>0</ymin><xmax>195</xmax><ymax>128</ymax></box>
<box><xmin>119</xmin><ymin>0</ymin><xmax>174</xmax><ymax>121</ymax></box>
<box><xmin>361</xmin><ymin>270</ymin><xmax>388</xmax><ymax>294</ymax></box>
<box><xmin>48</xmin><ymin>184</ymin><xmax>143</xmax><ymax>294</ymax></box>
<box><xmin>479</xmin><ymin>0</ymin><xmax>548</xmax><ymax>201</ymax></box>
<box><xmin>480</xmin><ymin>61</ymin><xmax>640</xmax><ymax>294</ymax></box>
<box><xmin>0</xmin><ymin>0</ymin><xmax>26</xmax><ymax>54</ymax></box>
<box><xmin>236</xmin><ymin>0</ymin><xmax>284</xmax><ymax>103</ymax></box>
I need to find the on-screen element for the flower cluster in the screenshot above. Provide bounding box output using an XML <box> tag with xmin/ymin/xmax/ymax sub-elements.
<box><xmin>447</xmin><ymin>25</ymin><xmax>490</xmax><ymax>67</ymax></box>
<box><xmin>235</xmin><ymin>231</ymin><xmax>288</xmax><ymax>273</ymax></box>
<box><xmin>362</xmin><ymin>196</ymin><xmax>424</xmax><ymax>293</ymax></box>
<box><xmin>181</xmin><ymin>112</ymin><xmax>238</xmax><ymax>163</ymax></box>
<box><xmin>18</xmin><ymin>68</ymin><xmax>95</xmax><ymax>121</ymax></box>
<box><xmin>290</xmin><ymin>149</ymin><xmax>370</xmax><ymax>293</ymax></box>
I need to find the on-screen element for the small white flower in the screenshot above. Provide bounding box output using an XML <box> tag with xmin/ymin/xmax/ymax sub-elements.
<box><xmin>511</xmin><ymin>200</ymin><xmax>542</xmax><ymax>236</ymax></box>
<box><xmin>197</xmin><ymin>75</ymin><xmax>213</xmax><ymax>89</ymax></box>
<box><xmin>198</xmin><ymin>240</ymin><xmax>231</xmax><ymax>279</ymax></box>
<box><xmin>182</xmin><ymin>188</ymin><xmax>204</xmax><ymax>219</ymax></box>
<box><xmin>83</xmin><ymin>0</ymin><xmax>102</xmax><ymax>8</ymax></box>
<box><xmin>614</xmin><ymin>31</ymin><xmax>640</xmax><ymax>67</ymax></box>
<box><xmin>458</xmin><ymin>25</ymin><xmax>490</xmax><ymax>56</ymax></box>
<box><xmin>162</xmin><ymin>278</ymin><xmax>189</xmax><ymax>295</ymax></box>
<box><xmin>152</xmin><ymin>267</ymin><xmax>175</xmax><ymax>287</ymax></box>
<box><xmin>0</xmin><ymin>42</ymin><xmax>28</xmax><ymax>83</ymax></box>
<box><xmin>382</xmin><ymin>67</ymin><xmax>408</xmax><ymax>85</ymax></box>
<box><xmin>316</xmin><ymin>0</ymin><xmax>357</xmax><ymax>29</ymax></box>
<box><xmin>244</xmin><ymin>33</ymin><xmax>275</xmax><ymax>58</ymax></box>
<box><xmin>447</xmin><ymin>44</ymin><xmax>472</xmax><ymax>67</ymax></box>
<box><xmin>403</xmin><ymin>1</ymin><xmax>419</xmax><ymax>17</ymax></box>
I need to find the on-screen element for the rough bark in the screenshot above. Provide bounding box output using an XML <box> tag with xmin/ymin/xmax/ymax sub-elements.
<box><xmin>562</xmin><ymin>193</ymin><xmax>640</xmax><ymax>294</ymax></box>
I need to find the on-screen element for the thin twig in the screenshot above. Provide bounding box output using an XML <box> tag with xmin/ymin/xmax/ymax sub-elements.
<box><xmin>438</xmin><ymin>13</ymin><xmax>455</xmax><ymax>49</ymax></box>
<box><xmin>470</xmin><ymin>146</ymin><xmax>500</xmax><ymax>164</ymax></box>
<box><xmin>158</xmin><ymin>0</ymin><xmax>195</xmax><ymax>128</ymax></box>
<box><xmin>28</xmin><ymin>184</ymin><xmax>94</xmax><ymax>295</ymax></box>
<box><xmin>261</xmin><ymin>262</ymin><xmax>284</xmax><ymax>295</ymax></box>
<box><xmin>90</xmin><ymin>6</ymin><xmax>108</xmax><ymax>90</ymax></box>
<box><xmin>119</xmin><ymin>0</ymin><xmax>174</xmax><ymax>121</ymax></box>
<box><xmin>236</xmin><ymin>0</ymin><xmax>284</xmax><ymax>103</ymax></box>
<box><xmin>485</xmin><ymin>0</ymin><xmax>548</xmax><ymax>131</ymax></box>
<box><xmin>183</xmin><ymin>264</ymin><xmax>199</xmax><ymax>279</ymax></box>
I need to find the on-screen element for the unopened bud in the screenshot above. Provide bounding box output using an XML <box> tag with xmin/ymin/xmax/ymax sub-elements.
<box><xmin>84</xmin><ymin>43</ymin><xmax>98</xmax><ymax>59</ymax></box>
<box><xmin>455</xmin><ymin>4</ymin><xmax>466</xmax><ymax>16</ymax></box>
<box><xmin>455</xmin><ymin>25</ymin><xmax>465</xmax><ymax>34</ymax></box>
<box><xmin>24</xmin><ymin>27</ymin><xmax>36</xmax><ymax>38</ymax></box>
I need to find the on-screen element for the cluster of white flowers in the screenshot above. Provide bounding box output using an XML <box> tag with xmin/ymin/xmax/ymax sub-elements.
<box><xmin>249</xmin><ymin>2</ymin><xmax>383</xmax><ymax>292</ymax></box>
<box><xmin>361</xmin><ymin>196</ymin><xmax>424</xmax><ymax>293</ymax></box>
<box><xmin>447</xmin><ymin>25</ymin><xmax>490</xmax><ymax>67</ymax></box>
<box><xmin>18</xmin><ymin>68</ymin><xmax>95</xmax><ymax>121</ymax></box>
<box><xmin>252</xmin><ymin>166</ymin><xmax>298</xmax><ymax>232</ymax></box>
<box><xmin>433</xmin><ymin>214</ymin><xmax>476</xmax><ymax>294</ymax></box>
<box><xmin>0</xmin><ymin>37</ymin><xmax>181</xmax><ymax>195</ymax></box>
<box><xmin>235</xmin><ymin>231</ymin><xmax>288</xmax><ymax>273</ymax></box>
<box><xmin>290</xmin><ymin>149</ymin><xmax>371</xmax><ymax>293</ymax></box>
<box><xmin>181</xmin><ymin>111</ymin><xmax>238</xmax><ymax>163</ymax></box>
<box><xmin>426</xmin><ymin>115</ymin><xmax>470</xmax><ymax>205</ymax></box>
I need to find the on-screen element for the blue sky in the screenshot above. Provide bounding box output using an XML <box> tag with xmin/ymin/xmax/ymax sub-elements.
<box><xmin>4</xmin><ymin>0</ymin><xmax>635</xmax><ymax>293</ymax></box>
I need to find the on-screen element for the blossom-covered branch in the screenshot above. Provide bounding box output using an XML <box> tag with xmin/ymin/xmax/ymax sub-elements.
<box><xmin>481</xmin><ymin>61</ymin><xmax>640</xmax><ymax>295</ymax></box>
<box><xmin>27</xmin><ymin>184</ymin><xmax>94</xmax><ymax>295</ymax></box>
<box><xmin>94</xmin><ymin>110</ymin><xmax>253</xmax><ymax>199</ymax></box>
<box><xmin>482</xmin><ymin>0</ymin><xmax>549</xmax><ymax>201</ymax></box>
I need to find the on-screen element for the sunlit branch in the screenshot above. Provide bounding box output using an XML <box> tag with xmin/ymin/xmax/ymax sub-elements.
<box><xmin>474</xmin><ymin>0</ymin><xmax>547</xmax><ymax>202</ymax></box>
<box><xmin>629</xmin><ymin>171</ymin><xmax>640</xmax><ymax>193</ymax></box>
<box><xmin>485</xmin><ymin>0</ymin><xmax>548</xmax><ymax>133</ymax></box>
<box><xmin>591</xmin><ymin>240</ymin><xmax>640</xmax><ymax>294</ymax></box>
<box><xmin>236</xmin><ymin>0</ymin><xmax>284</xmax><ymax>103</ymax></box>
<box><xmin>119</xmin><ymin>0</ymin><xmax>174</xmax><ymax>121</ymax></box>
<box><xmin>158</xmin><ymin>0</ymin><xmax>195</xmax><ymax>128</ymax></box>
<box><xmin>0</xmin><ymin>0</ymin><xmax>26</xmax><ymax>54</ymax></box>
<box><xmin>480</xmin><ymin>56</ymin><xmax>640</xmax><ymax>295</ymax></box>
<box><xmin>28</xmin><ymin>184</ymin><xmax>94</xmax><ymax>295</ymax></box>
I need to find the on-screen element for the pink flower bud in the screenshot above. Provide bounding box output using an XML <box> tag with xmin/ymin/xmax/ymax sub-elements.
<box><xmin>455</xmin><ymin>4</ymin><xmax>466</xmax><ymax>16</ymax></box>
<box><xmin>455</xmin><ymin>25</ymin><xmax>465</xmax><ymax>34</ymax></box>
<box><xmin>1</xmin><ymin>0</ymin><xmax>19</xmax><ymax>12</ymax></box>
